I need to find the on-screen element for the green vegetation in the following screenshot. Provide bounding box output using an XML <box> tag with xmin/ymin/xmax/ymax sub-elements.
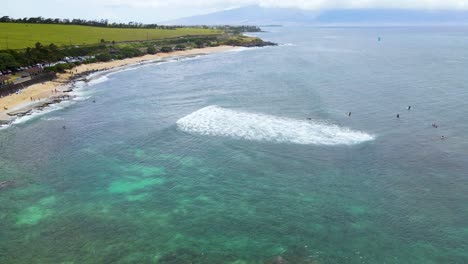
<box><xmin>224</xmin><ymin>35</ymin><xmax>275</xmax><ymax>47</ymax></box>
<box><xmin>0</xmin><ymin>21</ymin><xmax>274</xmax><ymax>75</ymax></box>
<box><xmin>147</xmin><ymin>46</ymin><xmax>157</xmax><ymax>54</ymax></box>
<box><xmin>160</xmin><ymin>47</ymin><xmax>173</xmax><ymax>53</ymax></box>
<box><xmin>0</xmin><ymin>53</ymin><xmax>19</xmax><ymax>71</ymax></box>
<box><xmin>1</xmin><ymin>16</ymin><xmax>165</xmax><ymax>29</ymax></box>
<box><xmin>0</xmin><ymin>17</ymin><xmax>263</xmax><ymax>33</ymax></box>
<box><xmin>0</xmin><ymin>23</ymin><xmax>222</xmax><ymax>50</ymax></box>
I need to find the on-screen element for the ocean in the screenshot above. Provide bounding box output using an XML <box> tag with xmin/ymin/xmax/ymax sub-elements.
<box><xmin>1</xmin><ymin>26</ymin><xmax>467</xmax><ymax>263</ymax></box>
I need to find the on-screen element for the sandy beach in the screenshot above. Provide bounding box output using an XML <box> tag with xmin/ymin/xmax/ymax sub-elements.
<box><xmin>0</xmin><ymin>45</ymin><xmax>235</xmax><ymax>124</ymax></box>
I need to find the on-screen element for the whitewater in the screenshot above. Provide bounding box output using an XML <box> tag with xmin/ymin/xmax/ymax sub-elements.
<box><xmin>177</xmin><ymin>105</ymin><xmax>375</xmax><ymax>146</ymax></box>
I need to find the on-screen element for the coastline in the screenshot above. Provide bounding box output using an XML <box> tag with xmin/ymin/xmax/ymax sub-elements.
<box><xmin>0</xmin><ymin>45</ymin><xmax>236</xmax><ymax>126</ymax></box>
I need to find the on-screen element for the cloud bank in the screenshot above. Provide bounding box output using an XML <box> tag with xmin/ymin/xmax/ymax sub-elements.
<box><xmin>101</xmin><ymin>0</ymin><xmax>468</xmax><ymax>10</ymax></box>
<box><xmin>4</xmin><ymin>0</ymin><xmax>468</xmax><ymax>23</ymax></box>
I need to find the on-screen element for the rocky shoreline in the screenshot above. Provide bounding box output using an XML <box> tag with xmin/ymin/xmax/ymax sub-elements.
<box><xmin>0</xmin><ymin>46</ymin><xmax>243</xmax><ymax>127</ymax></box>
<box><xmin>0</xmin><ymin>69</ymin><xmax>101</xmax><ymax>127</ymax></box>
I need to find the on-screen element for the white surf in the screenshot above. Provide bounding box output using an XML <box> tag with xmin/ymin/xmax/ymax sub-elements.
<box><xmin>176</xmin><ymin>106</ymin><xmax>375</xmax><ymax>146</ymax></box>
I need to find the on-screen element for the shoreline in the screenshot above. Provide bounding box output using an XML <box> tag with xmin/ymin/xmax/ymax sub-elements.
<box><xmin>0</xmin><ymin>45</ymin><xmax>236</xmax><ymax>126</ymax></box>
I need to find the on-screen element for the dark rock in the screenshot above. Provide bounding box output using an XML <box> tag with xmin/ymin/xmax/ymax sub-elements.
<box><xmin>0</xmin><ymin>119</ymin><xmax>10</xmax><ymax>126</ymax></box>
<box><xmin>0</xmin><ymin>180</ymin><xmax>15</xmax><ymax>190</ymax></box>
<box><xmin>242</xmin><ymin>40</ymin><xmax>277</xmax><ymax>47</ymax></box>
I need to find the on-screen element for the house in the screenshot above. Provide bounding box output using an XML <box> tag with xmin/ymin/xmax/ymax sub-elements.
<box><xmin>20</xmin><ymin>66</ymin><xmax>44</xmax><ymax>78</ymax></box>
<box><xmin>0</xmin><ymin>75</ymin><xmax>10</xmax><ymax>86</ymax></box>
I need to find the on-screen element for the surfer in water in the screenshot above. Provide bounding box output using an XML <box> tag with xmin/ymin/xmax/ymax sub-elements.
<box><xmin>407</xmin><ymin>106</ymin><xmax>411</xmax><ymax>110</ymax></box>
<box><xmin>441</xmin><ymin>136</ymin><xmax>446</xmax><ymax>140</ymax></box>
<box><xmin>432</xmin><ymin>123</ymin><xmax>438</xmax><ymax>128</ymax></box>
<box><xmin>348</xmin><ymin>112</ymin><xmax>352</xmax><ymax>117</ymax></box>
<box><xmin>396</xmin><ymin>114</ymin><xmax>400</xmax><ymax>118</ymax></box>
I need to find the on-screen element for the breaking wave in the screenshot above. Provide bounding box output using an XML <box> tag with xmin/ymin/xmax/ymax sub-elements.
<box><xmin>176</xmin><ymin>106</ymin><xmax>375</xmax><ymax>146</ymax></box>
<box><xmin>86</xmin><ymin>75</ymin><xmax>109</xmax><ymax>86</ymax></box>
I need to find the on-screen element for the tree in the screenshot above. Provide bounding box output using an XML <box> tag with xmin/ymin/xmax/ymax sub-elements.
<box><xmin>0</xmin><ymin>53</ymin><xmax>20</xmax><ymax>71</ymax></box>
<box><xmin>160</xmin><ymin>46</ymin><xmax>172</xmax><ymax>53</ymax></box>
<box><xmin>46</xmin><ymin>43</ymin><xmax>60</xmax><ymax>62</ymax></box>
<box><xmin>175</xmin><ymin>44</ymin><xmax>186</xmax><ymax>50</ymax></box>
<box><xmin>0</xmin><ymin>16</ymin><xmax>10</xmax><ymax>22</ymax></box>
<box><xmin>48</xmin><ymin>43</ymin><xmax>59</xmax><ymax>52</ymax></box>
<box><xmin>96</xmin><ymin>53</ymin><xmax>111</xmax><ymax>62</ymax></box>
<box><xmin>194</xmin><ymin>40</ymin><xmax>205</xmax><ymax>48</ymax></box>
<box><xmin>147</xmin><ymin>46</ymin><xmax>157</xmax><ymax>54</ymax></box>
<box><xmin>100</xmin><ymin>38</ymin><xmax>106</xmax><ymax>43</ymax></box>
<box><xmin>35</xmin><ymin>42</ymin><xmax>43</xmax><ymax>50</ymax></box>
<box><xmin>120</xmin><ymin>47</ymin><xmax>141</xmax><ymax>58</ymax></box>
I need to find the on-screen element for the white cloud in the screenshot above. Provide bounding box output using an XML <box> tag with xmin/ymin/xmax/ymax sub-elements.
<box><xmin>3</xmin><ymin>0</ymin><xmax>468</xmax><ymax>23</ymax></box>
<box><xmin>100</xmin><ymin>0</ymin><xmax>468</xmax><ymax>10</ymax></box>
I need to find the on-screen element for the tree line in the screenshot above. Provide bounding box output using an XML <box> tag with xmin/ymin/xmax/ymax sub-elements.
<box><xmin>0</xmin><ymin>16</ymin><xmax>177</xmax><ymax>29</ymax></box>
<box><xmin>0</xmin><ymin>35</ymin><xmax>222</xmax><ymax>72</ymax></box>
<box><xmin>0</xmin><ymin>16</ymin><xmax>263</xmax><ymax>32</ymax></box>
<box><xmin>0</xmin><ymin>42</ymin><xmax>103</xmax><ymax>71</ymax></box>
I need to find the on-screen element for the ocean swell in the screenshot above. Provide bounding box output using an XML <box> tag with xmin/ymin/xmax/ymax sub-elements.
<box><xmin>176</xmin><ymin>106</ymin><xmax>375</xmax><ymax>146</ymax></box>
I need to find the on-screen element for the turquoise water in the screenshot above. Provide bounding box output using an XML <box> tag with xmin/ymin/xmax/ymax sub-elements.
<box><xmin>1</xmin><ymin>27</ymin><xmax>468</xmax><ymax>263</ymax></box>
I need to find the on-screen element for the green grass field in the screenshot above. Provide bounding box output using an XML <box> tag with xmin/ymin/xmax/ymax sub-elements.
<box><xmin>0</xmin><ymin>23</ymin><xmax>222</xmax><ymax>50</ymax></box>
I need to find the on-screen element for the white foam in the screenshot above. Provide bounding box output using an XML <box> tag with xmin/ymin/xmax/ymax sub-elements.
<box><xmin>87</xmin><ymin>75</ymin><xmax>109</xmax><ymax>85</ymax></box>
<box><xmin>229</xmin><ymin>47</ymin><xmax>252</xmax><ymax>53</ymax></box>
<box><xmin>83</xmin><ymin>55</ymin><xmax>204</xmax><ymax>86</ymax></box>
<box><xmin>177</xmin><ymin>106</ymin><xmax>375</xmax><ymax>146</ymax></box>
<box><xmin>7</xmin><ymin>100</ymin><xmax>73</xmax><ymax>127</ymax></box>
<box><xmin>0</xmin><ymin>123</ymin><xmax>11</xmax><ymax>130</ymax></box>
<box><xmin>41</xmin><ymin>117</ymin><xmax>65</xmax><ymax>121</ymax></box>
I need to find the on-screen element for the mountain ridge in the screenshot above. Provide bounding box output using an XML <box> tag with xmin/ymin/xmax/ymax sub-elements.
<box><xmin>163</xmin><ymin>6</ymin><xmax>468</xmax><ymax>25</ymax></box>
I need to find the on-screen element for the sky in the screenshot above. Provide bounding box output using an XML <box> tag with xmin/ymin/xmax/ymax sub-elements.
<box><xmin>3</xmin><ymin>0</ymin><xmax>468</xmax><ymax>23</ymax></box>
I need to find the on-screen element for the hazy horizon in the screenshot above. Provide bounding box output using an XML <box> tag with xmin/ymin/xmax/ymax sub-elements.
<box><xmin>3</xmin><ymin>0</ymin><xmax>468</xmax><ymax>23</ymax></box>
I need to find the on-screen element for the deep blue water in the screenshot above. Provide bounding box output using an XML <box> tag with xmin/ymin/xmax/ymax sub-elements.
<box><xmin>1</xmin><ymin>27</ymin><xmax>468</xmax><ymax>263</ymax></box>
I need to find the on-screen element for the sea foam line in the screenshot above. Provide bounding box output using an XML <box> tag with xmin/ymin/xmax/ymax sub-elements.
<box><xmin>83</xmin><ymin>55</ymin><xmax>205</xmax><ymax>86</ymax></box>
<box><xmin>176</xmin><ymin>106</ymin><xmax>375</xmax><ymax>146</ymax></box>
